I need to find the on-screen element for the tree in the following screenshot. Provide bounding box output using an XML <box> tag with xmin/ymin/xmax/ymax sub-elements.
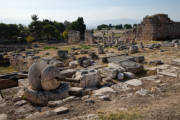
<box><xmin>67</xmin><ymin>17</ymin><xmax>86</xmax><ymax>39</ymax></box>
<box><xmin>124</xmin><ymin>24</ymin><xmax>132</xmax><ymax>29</ymax></box>
<box><xmin>43</xmin><ymin>24</ymin><xmax>56</xmax><ymax>40</ymax></box>
<box><xmin>62</xmin><ymin>30</ymin><xmax>68</xmax><ymax>40</ymax></box>
<box><xmin>97</xmin><ymin>24</ymin><xmax>109</xmax><ymax>30</ymax></box>
<box><xmin>29</xmin><ymin>15</ymin><xmax>43</xmax><ymax>40</ymax></box>
<box><xmin>115</xmin><ymin>24</ymin><xmax>123</xmax><ymax>29</ymax></box>
<box><xmin>31</xmin><ymin>14</ymin><xmax>39</xmax><ymax>22</ymax></box>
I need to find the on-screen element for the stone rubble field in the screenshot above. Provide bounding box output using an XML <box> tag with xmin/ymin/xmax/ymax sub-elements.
<box><xmin>0</xmin><ymin>40</ymin><xmax>180</xmax><ymax>120</ymax></box>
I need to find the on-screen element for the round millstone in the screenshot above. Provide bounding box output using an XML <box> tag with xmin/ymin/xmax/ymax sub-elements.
<box><xmin>28</xmin><ymin>61</ymin><xmax>48</xmax><ymax>91</ymax></box>
<box><xmin>41</xmin><ymin>65</ymin><xmax>61</xmax><ymax>91</ymax></box>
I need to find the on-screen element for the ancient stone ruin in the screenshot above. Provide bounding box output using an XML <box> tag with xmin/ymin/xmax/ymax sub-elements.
<box><xmin>121</xmin><ymin>14</ymin><xmax>180</xmax><ymax>41</ymax></box>
<box><xmin>85</xmin><ymin>30</ymin><xmax>95</xmax><ymax>44</ymax></box>
<box><xmin>68</xmin><ymin>30</ymin><xmax>80</xmax><ymax>43</ymax></box>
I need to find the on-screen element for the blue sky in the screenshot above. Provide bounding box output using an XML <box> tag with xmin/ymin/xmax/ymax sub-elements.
<box><xmin>0</xmin><ymin>0</ymin><xmax>180</xmax><ymax>28</ymax></box>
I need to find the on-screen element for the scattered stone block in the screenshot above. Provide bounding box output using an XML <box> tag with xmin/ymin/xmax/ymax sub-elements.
<box><xmin>74</xmin><ymin>70</ymin><xmax>101</xmax><ymax>89</ymax></box>
<box><xmin>0</xmin><ymin>114</ymin><xmax>7</xmax><ymax>120</ymax></box>
<box><xmin>125</xmin><ymin>79</ymin><xmax>142</xmax><ymax>87</ymax></box>
<box><xmin>124</xmin><ymin>72</ymin><xmax>136</xmax><ymax>79</ymax></box>
<box><xmin>24</xmin><ymin>83</ymin><xmax>69</xmax><ymax>106</ymax></box>
<box><xmin>171</xmin><ymin>59</ymin><xmax>180</xmax><ymax>67</ymax></box>
<box><xmin>57</xmin><ymin>50</ymin><xmax>68</xmax><ymax>59</ymax></box>
<box><xmin>48</xmin><ymin>100</ymin><xmax>63</xmax><ymax>108</ymax></box>
<box><xmin>53</xmin><ymin>107</ymin><xmax>69</xmax><ymax>115</ymax></box>
<box><xmin>93</xmin><ymin>87</ymin><xmax>115</xmax><ymax>95</ymax></box>
<box><xmin>69</xmin><ymin>87</ymin><xmax>83</xmax><ymax>97</ymax></box>
<box><xmin>14</xmin><ymin>100</ymin><xmax>27</xmax><ymax>107</ymax></box>
<box><xmin>69</xmin><ymin>61</ymin><xmax>78</xmax><ymax>68</ymax></box>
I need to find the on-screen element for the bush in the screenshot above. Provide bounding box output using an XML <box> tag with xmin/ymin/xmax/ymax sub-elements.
<box><xmin>26</xmin><ymin>35</ymin><xmax>34</xmax><ymax>43</ymax></box>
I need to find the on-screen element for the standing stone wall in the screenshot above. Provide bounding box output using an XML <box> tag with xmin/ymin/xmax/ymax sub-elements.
<box><xmin>85</xmin><ymin>30</ymin><xmax>94</xmax><ymax>44</ymax></box>
<box><xmin>121</xmin><ymin>14</ymin><xmax>180</xmax><ymax>41</ymax></box>
<box><xmin>68</xmin><ymin>30</ymin><xmax>80</xmax><ymax>44</ymax></box>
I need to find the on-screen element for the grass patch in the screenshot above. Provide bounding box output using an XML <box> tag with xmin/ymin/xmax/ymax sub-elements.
<box><xmin>80</xmin><ymin>44</ymin><xmax>91</xmax><ymax>49</ymax></box>
<box><xmin>99</xmin><ymin>111</ymin><xmax>142</xmax><ymax>120</ymax></box>
<box><xmin>0</xmin><ymin>66</ymin><xmax>16</xmax><ymax>74</ymax></box>
<box><xmin>43</xmin><ymin>46</ymin><xmax>58</xmax><ymax>50</ymax></box>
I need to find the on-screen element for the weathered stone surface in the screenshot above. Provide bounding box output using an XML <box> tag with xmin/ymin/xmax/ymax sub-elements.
<box><xmin>60</xmin><ymin>69</ymin><xmax>77</xmax><ymax>78</ymax></box>
<box><xmin>99</xmin><ymin>95</ymin><xmax>111</xmax><ymax>101</ymax></box>
<box><xmin>171</xmin><ymin>59</ymin><xmax>180</xmax><ymax>67</ymax></box>
<box><xmin>125</xmin><ymin>79</ymin><xmax>142</xmax><ymax>87</ymax></box>
<box><xmin>0</xmin><ymin>114</ymin><xmax>7</xmax><ymax>120</ymax></box>
<box><xmin>129</xmin><ymin>45</ymin><xmax>138</xmax><ymax>54</ymax></box>
<box><xmin>53</xmin><ymin>107</ymin><xmax>69</xmax><ymax>115</ymax></box>
<box><xmin>48</xmin><ymin>100</ymin><xmax>63</xmax><ymax>108</ymax></box>
<box><xmin>69</xmin><ymin>61</ymin><xmax>79</xmax><ymax>68</ymax></box>
<box><xmin>135</xmin><ymin>89</ymin><xmax>148</xmax><ymax>96</ymax></box>
<box><xmin>112</xmin><ymin>83</ymin><xmax>131</xmax><ymax>92</ymax></box>
<box><xmin>118</xmin><ymin>60</ymin><xmax>144</xmax><ymax>74</ymax></box>
<box><xmin>57</xmin><ymin>50</ymin><xmax>68</xmax><ymax>59</ymax></box>
<box><xmin>28</xmin><ymin>61</ymin><xmax>48</xmax><ymax>90</ymax></box>
<box><xmin>149</xmin><ymin>60</ymin><xmax>163</xmax><ymax>65</ymax></box>
<box><xmin>108</xmin><ymin>63</ymin><xmax>126</xmax><ymax>72</ymax></box>
<box><xmin>88</xmin><ymin>52</ymin><xmax>99</xmax><ymax>60</ymax></box>
<box><xmin>93</xmin><ymin>87</ymin><xmax>115</xmax><ymax>95</ymax></box>
<box><xmin>121</xmin><ymin>14</ymin><xmax>180</xmax><ymax>41</ymax></box>
<box><xmin>14</xmin><ymin>100</ymin><xmax>27</xmax><ymax>107</ymax></box>
<box><xmin>117</xmin><ymin>73</ymin><xmax>124</xmax><ymax>81</ymax></box>
<box><xmin>41</xmin><ymin>65</ymin><xmax>61</xmax><ymax>91</ymax></box>
<box><xmin>69</xmin><ymin>87</ymin><xmax>83</xmax><ymax>97</ymax></box>
<box><xmin>124</xmin><ymin>72</ymin><xmax>136</xmax><ymax>79</ymax></box>
<box><xmin>15</xmin><ymin>104</ymin><xmax>34</xmax><ymax>119</ymax></box>
<box><xmin>101</xmin><ymin>67</ymin><xmax>118</xmax><ymax>79</ymax></box>
<box><xmin>24</xmin><ymin>83</ymin><xmax>69</xmax><ymax>106</ymax></box>
<box><xmin>74</xmin><ymin>69</ymin><xmax>101</xmax><ymax>88</ymax></box>
<box><xmin>98</xmin><ymin>45</ymin><xmax>104</xmax><ymax>54</ymax></box>
<box><xmin>68</xmin><ymin>30</ymin><xmax>80</xmax><ymax>43</ymax></box>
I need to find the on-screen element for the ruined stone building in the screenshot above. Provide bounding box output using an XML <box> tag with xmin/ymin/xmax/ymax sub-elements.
<box><xmin>121</xmin><ymin>14</ymin><xmax>180</xmax><ymax>41</ymax></box>
<box><xmin>85</xmin><ymin>30</ymin><xmax>95</xmax><ymax>44</ymax></box>
<box><xmin>68</xmin><ymin>30</ymin><xmax>80</xmax><ymax>43</ymax></box>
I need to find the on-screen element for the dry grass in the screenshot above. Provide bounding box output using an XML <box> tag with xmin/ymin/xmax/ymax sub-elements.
<box><xmin>0</xmin><ymin>66</ymin><xmax>16</xmax><ymax>74</ymax></box>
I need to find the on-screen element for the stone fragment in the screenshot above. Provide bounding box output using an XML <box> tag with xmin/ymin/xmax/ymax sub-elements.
<box><xmin>74</xmin><ymin>70</ymin><xmax>101</xmax><ymax>88</ymax></box>
<box><xmin>93</xmin><ymin>87</ymin><xmax>115</xmax><ymax>95</ymax></box>
<box><xmin>125</xmin><ymin>79</ymin><xmax>142</xmax><ymax>87</ymax></box>
<box><xmin>108</xmin><ymin>63</ymin><xmax>126</xmax><ymax>72</ymax></box>
<box><xmin>135</xmin><ymin>89</ymin><xmax>148</xmax><ymax>96</ymax></box>
<box><xmin>124</xmin><ymin>72</ymin><xmax>136</xmax><ymax>79</ymax></box>
<box><xmin>171</xmin><ymin>59</ymin><xmax>180</xmax><ymax>67</ymax></box>
<box><xmin>98</xmin><ymin>45</ymin><xmax>104</xmax><ymax>54</ymax></box>
<box><xmin>99</xmin><ymin>95</ymin><xmax>111</xmax><ymax>101</ymax></box>
<box><xmin>117</xmin><ymin>73</ymin><xmax>124</xmax><ymax>81</ymax></box>
<box><xmin>101</xmin><ymin>67</ymin><xmax>118</xmax><ymax>79</ymax></box>
<box><xmin>129</xmin><ymin>45</ymin><xmax>138</xmax><ymax>54</ymax></box>
<box><xmin>0</xmin><ymin>114</ymin><xmax>7</xmax><ymax>120</ymax></box>
<box><xmin>69</xmin><ymin>87</ymin><xmax>83</xmax><ymax>97</ymax></box>
<box><xmin>57</xmin><ymin>50</ymin><xmax>68</xmax><ymax>59</ymax></box>
<box><xmin>119</xmin><ymin>60</ymin><xmax>144</xmax><ymax>74</ymax></box>
<box><xmin>111</xmin><ymin>83</ymin><xmax>131</xmax><ymax>92</ymax></box>
<box><xmin>14</xmin><ymin>100</ymin><xmax>27</xmax><ymax>107</ymax></box>
<box><xmin>149</xmin><ymin>60</ymin><xmax>163</xmax><ymax>65</ymax></box>
<box><xmin>69</xmin><ymin>61</ymin><xmax>78</xmax><ymax>68</ymax></box>
<box><xmin>48</xmin><ymin>100</ymin><xmax>63</xmax><ymax>108</ymax></box>
<box><xmin>53</xmin><ymin>107</ymin><xmax>69</xmax><ymax>115</ymax></box>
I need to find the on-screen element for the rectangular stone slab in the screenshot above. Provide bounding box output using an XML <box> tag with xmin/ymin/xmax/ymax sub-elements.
<box><xmin>0</xmin><ymin>79</ymin><xmax>18</xmax><ymax>90</ymax></box>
